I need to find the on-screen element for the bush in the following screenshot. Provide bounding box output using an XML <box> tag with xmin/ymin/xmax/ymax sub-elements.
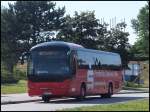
<box><xmin>124</xmin><ymin>81</ymin><xmax>143</xmax><ymax>88</ymax></box>
<box><xmin>1</xmin><ymin>64</ymin><xmax>27</xmax><ymax>84</ymax></box>
<box><xmin>1</xmin><ymin>66</ymin><xmax>19</xmax><ymax>84</ymax></box>
<box><xmin>13</xmin><ymin>67</ymin><xmax>27</xmax><ymax>80</ymax></box>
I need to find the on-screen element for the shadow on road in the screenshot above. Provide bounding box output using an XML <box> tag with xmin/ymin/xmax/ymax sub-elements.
<box><xmin>37</xmin><ymin>95</ymin><xmax>148</xmax><ymax>104</ymax></box>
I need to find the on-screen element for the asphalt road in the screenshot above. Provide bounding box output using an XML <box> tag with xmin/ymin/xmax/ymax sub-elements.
<box><xmin>1</xmin><ymin>93</ymin><xmax>149</xmax><ymax>111</ymax></box>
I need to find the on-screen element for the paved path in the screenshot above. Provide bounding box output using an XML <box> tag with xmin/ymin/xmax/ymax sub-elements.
<box><xmin>1</xmin><ymin>92</ymin><xmax>149</xmax><ymax>111</ymax></box>
<box><xmin>1</xmin><ymin>93</ymin><xmax>41</xmax><ymax>104</ymax></box>
<box><xmin>1</xmin><ymin>89</ymin><xmax>149</xmax><ymax>105</ymax></box>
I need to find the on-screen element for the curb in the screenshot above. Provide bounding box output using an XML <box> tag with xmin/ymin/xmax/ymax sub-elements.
<box><xmin>117</xmin><ymin>91</ymin><xmax>149</xmax><ymax>94</ymax></box>
<box><xmin>123</xmin><ymin>88</ymin><xmax>149</xmax><ymax>91</ymax></box>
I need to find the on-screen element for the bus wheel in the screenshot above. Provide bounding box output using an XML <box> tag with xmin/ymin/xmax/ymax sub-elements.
<box><xmin>101</xmin><ymin>84</ymin><xmax>113</xmax><ymax>98</ymax></box>
<box><xmin>107</xmin><ymin>84</ymin><xmax>113</xmax><ymax>98</ymax></box>
<box><xmin>42</xmin><ymin>95</ymin><xmax>50</xmax><ymax>103</ymax></box>
<box><xmin>75</xmin><ymin>84</ymin><xmax>86</xmax><ymax>100</ymax></box>
<box><xmin>101</xmin><ymin>94</ymin><xmax>107</xmax><ymax>98</ymax></box>
<box><xmin>80</xmin><ymin>85</ymin><xmax>86</xmax><ymax>99</ymax></box>
<box><xmin>76</xmin><ymin>85</ymin><xmax>86</xmax><ymax>100</ymax></box>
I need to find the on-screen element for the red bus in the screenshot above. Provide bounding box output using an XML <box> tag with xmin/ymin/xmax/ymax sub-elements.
<box><xmin>27</xmin><ymin>41</ymin><xmax>123</xmax><ymax>102</ymax></box>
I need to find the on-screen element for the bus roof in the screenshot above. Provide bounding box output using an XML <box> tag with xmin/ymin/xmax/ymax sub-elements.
<box><xmin>30</xmin><ymin>41</ymin><xmax>84</xmax><ymax>51</ymax></box>
<box><xmin>30</xmin><ymin>41</ymin><xmax>119</xmax><ymax>56</ymax></box>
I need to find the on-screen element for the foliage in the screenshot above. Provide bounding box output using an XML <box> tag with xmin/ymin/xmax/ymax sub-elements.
<box><xmin>131</xmin><ymin>2</ymin><xmax>149</xmax><ymax>56</ymax></box>
<box><xmin>57</xmin><ymin>11</ymin><xmax>104</xmax><ymax>49</ymax></box>
<box><xmin>12</xmin><ymin>1</ymin><xmax>65</xmax><ymax>47</ymax></box>
<box><xmin>1</xmin><ymin>63</ymin><xmax>26</xmax><ymax>84</ymax></box>
<box><xmin>105</xmin><ymin>22</ymin><xmax>130</xmax><ymax>67</ymax></box>
<box><xmin>1</xmin><ymin>63</ymin><xmax>19</xmax><ymax>84</ymax></box>
<box><xmin>13</xmin><ymin>67</ymin><xmax>27</xmax><ymax>80</ymax></box>
<box><xmin>1</xmin><ymin>1</ymin><xmax>65</xmax><ymax>80</ymax></box>
<box><xmin>1</xmin><ymin>7</ymin><xmax>21</xmax><ymax>78</ymax></box>
<box><xmin>124</xmin><ymin>81</ymin><xmax>143</xmax><ymax>88</ymax></box>
<box><xmin>1</xmin><ymin>1</ymin><xmax>133</xmax><ymax>81</ymax></box>
<box><xmin>57</xmin><ymin>11</ymin><xmax>130</xmax><ymax>67</ymax></box>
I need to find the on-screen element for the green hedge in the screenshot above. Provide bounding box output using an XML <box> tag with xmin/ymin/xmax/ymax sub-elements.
<box><xmin>1</xmin><ymin>64</ymin><xmax>27</xmax><ymax>84</ymax></box>
<box><xmin>1</xmin><ymin>67</ymin><xmax>19</xmax><ymax>84</ymax></box>
<box><xmin>13</xmin><ymin>67</ymin><xmax>27</xmax><ymax>80</ymax></box>
<box><xmin>124</xmin><ymin>81</ymin><xmax>144</xmax><ymax>88</ymax></box>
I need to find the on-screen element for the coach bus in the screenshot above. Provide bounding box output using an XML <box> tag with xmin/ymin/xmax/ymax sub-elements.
<box><xmin>26</xmin><ymin>41</ymin><xmax>123</xmax><ymax>102</ymax></box>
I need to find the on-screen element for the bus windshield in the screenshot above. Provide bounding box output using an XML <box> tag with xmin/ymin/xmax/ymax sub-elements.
<box><xmin>28</xmin><ymin>50</ymin><xmax>70</xmax><ymax>76</ymax></box>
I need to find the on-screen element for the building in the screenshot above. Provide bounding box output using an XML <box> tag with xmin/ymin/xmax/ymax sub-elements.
<box><xmin>123</xmin><ymin>60</ymin><xmax>149</xmax><ymax>86</ymax></box>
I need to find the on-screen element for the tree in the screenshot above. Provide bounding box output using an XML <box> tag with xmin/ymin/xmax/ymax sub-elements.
<box><xmin>1</xmin><ymin>7</ymin><xmax>21</xmax><ymax>78</ymax></box>
<box><xmin>102</xmin><ymin>22</ymin><xmax>130</xmax><ymax>68</ymax></box>
<box><xmin>57</xmin><ymin>11</ymin><xmax>107</xmax><ymax>49</ymax></box>
<box><xmin>1</xmin><ymin>1</ymin><xmax>65</xmax><ymax>79</ymax></box>
<box><xmin>12</xmin><ymin>1</ymin><xmax>65</xmax><ymax>50</ymax></box>
<box><xmin>131</xmin><ymin>2</ymin><xmax>149</xmax><ymax>56</ymax></box>
<box><xmin>57</xmin><ymin>10</ymin><xmax>130</xmax><ymax>67</ymax></box>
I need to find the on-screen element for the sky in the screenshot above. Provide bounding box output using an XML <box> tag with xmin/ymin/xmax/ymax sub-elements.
<box><xmin>1</xmin><ymin>1</ymin><xmax>147</xmax><ymax>45</ymax></box>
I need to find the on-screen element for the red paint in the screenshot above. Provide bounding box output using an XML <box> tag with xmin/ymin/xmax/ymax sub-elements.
<box><xmin>28</xmin><ymin>69</ymin><xmax>123</xmax><ymax>97</ymax></box>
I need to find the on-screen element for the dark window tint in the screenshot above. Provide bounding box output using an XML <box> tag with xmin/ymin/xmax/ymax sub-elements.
<box><xmin>77</xmin><ymin>50</ymin><xmax>121</xmax><ymax>70</ymax></box>
<box><xmin>29</xmin><ymin>50</ymin><xmax>70</xmax><ymax>75</ymax></box>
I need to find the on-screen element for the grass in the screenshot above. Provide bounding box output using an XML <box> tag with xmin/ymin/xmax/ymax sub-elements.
<box><xmin>60</xmin><ymin>99</ymin><xmax>149</xmax><ymax>111</ymax></box>
<box><xmin>1</xmin><ymin>80</ymin><xmax>27</xmax><ymax>94</ymax></box>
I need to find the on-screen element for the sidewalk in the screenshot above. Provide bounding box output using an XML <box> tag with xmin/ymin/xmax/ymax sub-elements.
<box><xmin>1</xmin><ymin>89</ymin><xmax>149</xmax><ymax>105</ymax></box>
<box><xmin>118</xmin><ymin>89</ymin><xmax>149</xmax><ymax>94</ymax></box>
<box><xmin>1</xmin><ymin>93</ymin><xmax>41</xmax><ymax>105</ymax></box>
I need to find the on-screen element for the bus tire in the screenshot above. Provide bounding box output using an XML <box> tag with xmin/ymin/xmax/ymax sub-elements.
<box><xmin>101</xmin><ymin>94</ymin><xmax>107</xmax><ymax>98</ymax></box>
<box><xmin>107</xmin><ymin>83</ymin><xmax>113</xmax><ymax>98</ymax></box>
<box><xmin>80</xmin><ymin>85</ymin><xmax>86</xmax><ymax>99</ymax></box>
<box><xmin>76</xmin><ymin>84</ymin><xmax>86</xmax><ymax>100</ymax></box>
<box><xmin>101</xmin><ymin>84</ymin><xmax>113</xmax><ymax>98</ymax></box>
<box><xmin>42</xmin><ymin>95</ymin><xmax>50</xmax><ymax>103</ymax></box>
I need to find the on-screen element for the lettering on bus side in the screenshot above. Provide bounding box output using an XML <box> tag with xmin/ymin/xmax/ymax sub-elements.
<box><xmin>95</xmin><ymin>71</ymin><xmax>120</xmax><ymax>77</ymax></box>
<box><xmin>87</xmin><ymin>69</ymin><xmax>94</xmax><ymax>90</ymax></box>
